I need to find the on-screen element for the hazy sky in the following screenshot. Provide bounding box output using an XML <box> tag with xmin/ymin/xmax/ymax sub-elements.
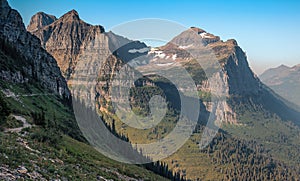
<box><xmin>8</xmin><ymin>0</ymin><xmax>300</xmax><ymax>74</ymax></box>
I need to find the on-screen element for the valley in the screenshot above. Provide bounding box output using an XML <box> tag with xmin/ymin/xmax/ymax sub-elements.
<box><xmin>0</xmin><ymin>0</ymin><xmax>300</xmax><ymax>180</ymax></box>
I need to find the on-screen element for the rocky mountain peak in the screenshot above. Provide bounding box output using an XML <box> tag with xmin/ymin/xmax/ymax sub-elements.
<box><xmin>190</xmin><ymin>27</ymin><xmax>206</xmax><ymax>34</ymax></box>
<box><xmin>59</xmin><ymin>9</ymin><xmax>80</xmax><ymax>22</ymax></box>
<box><xmin>226</xmin><ymin>39</ymin><xmax>238</xmax><ymax>46</ymax></box>
<box><xmin>170</xmin><ymin>27</ymin><xmax>221</xmax><ymax>48</ymax></box>
<box><xmin>0</xmin><ymin>0</ymin><xmax>25</xmax><ymax>32</ymax></box>
<box><xmin>28</xmin><ymin>9</ymin><xmax>108</xmax><ymax>79</ymax></box>
<box><xmin>278</xmin><ymin>64</ymin><xmax>290</xmax><ymax>69</ymax></box>
<box><xmin>27</xmin><ymin>12</ymin><xmax>57</xmax><ymax>32</ymax></box>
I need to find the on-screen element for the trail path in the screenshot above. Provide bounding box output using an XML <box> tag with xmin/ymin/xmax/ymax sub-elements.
<box><xmin>5</xmin><ymin>115</ymin><xmax>32</xmax><ymax>133</ymax></box>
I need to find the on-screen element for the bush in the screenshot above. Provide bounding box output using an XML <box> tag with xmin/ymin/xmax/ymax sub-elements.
<box><xmin>0</xmin><ymin>92</ymin><xmax>10</xmax><ymax>127</ymax></box>
<box><xmin>3</xmin><ymin>115</ymin><xmax>23</xmax><ymax>128</ymax></box>
<box><xmin>31</xmin><ymin>111</ymin><xmax>46</xmax><ymax>127</ymax></box>
<box><xmin>31</xmin><ymin>128</ymin><xmax>62</xmax><ymax>146</ymax></box>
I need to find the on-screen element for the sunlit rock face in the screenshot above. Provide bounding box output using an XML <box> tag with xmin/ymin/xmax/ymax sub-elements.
<box><xmin>27</xmin><ymin>12</ymin><xmax>57</xmax><ymax>33</ymax></box>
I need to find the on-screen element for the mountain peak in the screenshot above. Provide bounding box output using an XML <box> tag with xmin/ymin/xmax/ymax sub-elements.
<box><xmin>278</xmin><ymin>64</ymin><xmax>289</xmax><ymax>68</ymax></box>
<box><xmin>67</xmin><ymin>9</ymin><xmax>79</xmax><ymax>16</ymax></box>
<box><xmin>60</xmin><ymin>9</ymin><xmax>80</xmax><ymax>21</ymax></box>
<box><xmin>35</xmin><ymin>11</ymin><xmax>56</xmax><ymax>18</ymax></box>
<box><xmin>27</xmin><ymin>12</ymin><xmax>57</xmax><ymax>32</ymax></box>
<box><xmin>169</xmin><ymin>26</ymin><xmax>221</xmax><ymax>49</ymax></box>
<box><xmin>29</xmin><ymin>8</ymin><xmax>108</xmax><ymax>79</ymax></box>
<box><xmin>190</xmin><ymin>27</ymin><xmax>206</xmax><ymax>34</ymax></box>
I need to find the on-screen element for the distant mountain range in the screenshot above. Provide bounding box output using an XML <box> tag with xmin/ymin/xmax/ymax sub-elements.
<box><xmin>0</xmin><ymin>0</ymin><xmax>300</xmax><ymax>180</ymax></box>
<box><xmin>260</xmin><ymin>64</ymin><xmax>300</xmax><ymax>108</ymax></box>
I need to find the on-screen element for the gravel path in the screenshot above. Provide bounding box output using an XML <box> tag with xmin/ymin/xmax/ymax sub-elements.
<box><xmin>5</xmin><ymin>115</ymin><xmax>32</xmax><ymax>133</ymax></box>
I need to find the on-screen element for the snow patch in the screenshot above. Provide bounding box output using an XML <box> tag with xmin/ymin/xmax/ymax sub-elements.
<box><xmin>156</xmin><ymin>53</ymin><xmax>166</xmax><ymax>59</ymax></box>
<box><xmin>200</xmin><ymin>32</ymin><xmax>213</xmax><ymax>39</ymax></box>
<box><xmin>128</xmin><ymin>47</ymin><xmax>150</xmax><ymax>53</ymax></box>
<box><xmin>156</xmin><ymin>63</ymin><xmax>174</xmax><ymax>66</ymax></box>
<box><xmin>150</xmin><ymin>50</ymin><xmax>166</xmax><ymax>59</ymax></box>
<box><xmin>179</xmin><ymin>44</ymin><xmax>193</xmax><ymax>49</ymax></box>
<box><xmin>152</xmin><ymin>58</ymin><xmax>158</xmax><ymax>62</ymax></box>
<box><xmin>149</xmin><ymin>47</ymin><xmax>159</xmax><ymax>54</ymax></box>
<box><xmin>172</xmin><ymin>54</ymin><xmax>177</xmax><ymax>60</ymax></box>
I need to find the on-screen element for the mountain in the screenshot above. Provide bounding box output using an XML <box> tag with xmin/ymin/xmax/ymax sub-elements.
<box><xmin>0</xmin><ymin>1</ymin><xmax>171</xmax><ymax>180</ymax></box>
<box><xmin>27</xmin><ymin>12</ymin><xmax>57</xmax><ymax>33</ymax></box>
<box><xmin>25</xmin><ymin>6</ymin><xmax>300</xmax><ymax>181</ymax></box>
<box><xmin>27</xmin><ymin>10</ymin><xmax>150</xmax><ymax>115</ymax></box>
<box><xmin>27</xmin><ymin>11</ymin><xmax>148</xmax><ymax>80</ymax></box>
<box><xmin>260</xmin><ymin>64</ymin><xmax>300</xmax><ymax>108</ymax></box>
<box><xmin>128</xmin><ymin>27</ymin><xmax>300</xmax><ymax>126</ymax></box>
<box><xmin>104</xmin><ymin>27</ymin><xmax>300</xmax><ymax>179</ymax></box>
<box><xmin>0</xmin><ymin>0</ymin><xmax>69</xmax><ymax>98</ymax></box>
<box><xmin>27</xmin><ymin>10</ymin><xmax>97</xmax><ymax>79</ymax></box>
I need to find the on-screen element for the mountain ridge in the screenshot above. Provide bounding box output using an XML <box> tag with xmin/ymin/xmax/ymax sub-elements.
<box><xmin>20</xmin><ymin>6</ymin><xmax>300</xmax><ymax>180</ymax></box>
<box><xmin>260</xmin><ymin>63</ymin><xmax>300</xmax><ymax>109</ymax></box>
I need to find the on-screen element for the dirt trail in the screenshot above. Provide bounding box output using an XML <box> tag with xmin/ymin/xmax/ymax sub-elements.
<box><xmin>5</xmin><ymin>115</ymin><xmax>32</xmax><ymax>133</ymax></box>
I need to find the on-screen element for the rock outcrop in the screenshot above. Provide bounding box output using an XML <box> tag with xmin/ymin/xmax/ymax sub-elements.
<box><xmin>0</xmin><ymin>0</ymin><xmax>70</xmax><ymax>98</ymax></box>
<box><xmin>28</xmin><ymin>11</ymin><xmax>149</xmax><ymax>110</ymax></box>
<box><xmin>28</xmin><ymin>11</ymin><xmax>148</xmax><ymax>80</ymax></box>
<box><xmin>27</xmin><ymin>12</ymin><xmax>57</xmax><ymax>33</ymax></box>
<box><xmin>28</xmin><ymin>10</ymin><xmax>103</xmax><ymax>79</ymax></box>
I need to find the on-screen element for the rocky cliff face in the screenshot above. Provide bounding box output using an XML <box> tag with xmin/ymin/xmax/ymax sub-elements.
<box><xmin>27</xmin><ymin>12</ymin><xmax>57</xmax><ymax>33</ymax></box>
<box><xmin>170</xmin><ymin>28</ymin><xmax>260</xmax><ymax>95</ymax></box>
<box><xmin>28</xmin><ymin>11</ymin><xmax>149</xmax><ymax>110</ymax></box>
<box><xmin>0</xmin><ymin>0</ymin><xmax>70</xmax><ymax>98</ymax></box>
<box><xmin>28</xmin><ymin>10</ymin><xmax>105</xmax><ymax>79</ymax></box>
<box><xmin>28</xmin><ymin>12</ymin><xmax>149</xmax><ymax>80</ymax></box>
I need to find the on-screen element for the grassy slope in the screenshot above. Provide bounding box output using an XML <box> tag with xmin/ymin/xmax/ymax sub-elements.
<box><xmin>0</xmin><ymin>49</ymin><xmax>167</xmax><ymax>180</ymax></box>
<box><xmin>0</xmin><ymin>81</ymin><xmax>167</xmax><ymax>180</ymax></box>
<box><xmin>0</xmin><ymin>132</ymin><xmax>167</xmax><ymax>180</ymax></box>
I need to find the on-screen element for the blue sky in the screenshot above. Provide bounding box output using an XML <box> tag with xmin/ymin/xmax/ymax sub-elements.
<box><xmin>8</xmin><ymin>0</ymin><xmax>300</xmax><ymax>74</ymax></box>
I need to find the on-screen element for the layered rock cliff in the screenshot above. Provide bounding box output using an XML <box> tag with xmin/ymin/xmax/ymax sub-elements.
<box><xmin>0</xmin><ymin>0</ymin><xmax>69</xmax><ymax>98</ymax></box>
<box><xmin>27</xmin><ymin>11</ymin><xmax>149</xmax><ymax>110</ymax></box>
<box><xmin>28</xmin><ymin>10</ymin><xmax>98</xmax><ymax>79</ymax></box>
<box><xmin>28</xmin><ymin>11</ymin><xmax>149</xmax><ymax>81</ymax></box>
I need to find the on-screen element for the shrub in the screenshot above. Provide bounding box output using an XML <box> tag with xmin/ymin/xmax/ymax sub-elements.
<box><xmin>31</xmin><ymin>128</ymin><xmax>62</xmax><ymax>146</ymax></box>
<box><xmin>0</xmin><ymin>92</ymin><xmax>10</xmax><ymax>127</ymax></box>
